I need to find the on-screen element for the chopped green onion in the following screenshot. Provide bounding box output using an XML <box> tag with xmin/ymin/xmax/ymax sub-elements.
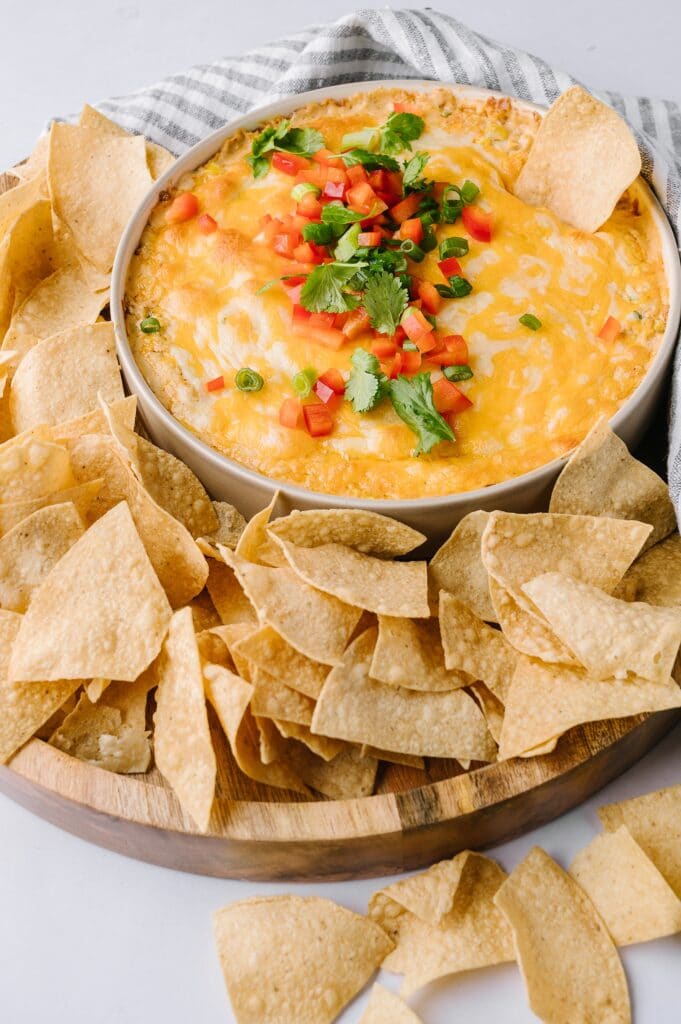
<box><xmin>519</xmin><ymin>313</ymin><xmax>542</xmax><ymax>331</ymax></box>
<box><xmin>302</xmin><ymin>222</ymin><xmax>335</xmax><ymax>245</ymax></box>
<box><xmin>340</xmin><ymin>128</ymin><xmax>378</xmax><ymax>152</ymax></box>
<box><xmin>460</xmin><ymin>180</ymin><xmax>480</xmax><ymax>204</ymax></box>
<box><xmin>439</xmin><ymin>236</ymin><xmax>469</xmax><ymax>260</ymax></box>
<box><xmin>423</xmin><ymin>312</ymin><xmax>437</xmax><ymax>329</ymax></box>
<box><xmin>334</xmin><ymin>223</ymin><xmax>362</xmax><ymax>262</ymax></box>
<box><xmin>443</xmin><ymin>364</ymin><xmax>474</xmax><ymax>382</ymax></box>
<box><xmin>292</xmin><ymin>367</ymin><xmax>317</xmax><ymax>398</ymax></box>
<box><xmin>420</xmin><ymin>225</ymin><xmax>438</xmax><ymax>252</ymax></box>
<box><xmin>402</xmin><ymin>340</ymin><xmax>419</xmax><ymax>351</ymax></box>
<box><xmin>400</xmin><ymin>239</ymin><xmax>425</xmax><ymax>263</ymax></box>
<box><xmin>442</xmin><ymin>187</ymin><xmax>464</xmax><ymax>223</ymax></box>
<box><xmin>140</xmin><ymin>315</ymin><xmax>161</xmax><ymax>334</ymax></box>
<box><xmin>448</xmin><ymin>276</ymin><xmax>473</xmax><ymax>298</ymax></box>
<box><xmin>435</xmin><ymin>283</ymin><xmax>455</xmax><ymax>298</ymax></box>
<box><xmin>235</xmin><ymin>367</ymin><xmax>264</xmax><ymax>392</ymax></box>
<box><xmin>291</xmin><ymin>182</ymin><xmax>321</xmax><ymax>202</ymax></box>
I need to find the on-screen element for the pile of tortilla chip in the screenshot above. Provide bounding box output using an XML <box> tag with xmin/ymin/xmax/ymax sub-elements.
<box><xmin>213</xmin><ymin>781</ymin><xmax>681</xmax><ymax>1023</ymax></box>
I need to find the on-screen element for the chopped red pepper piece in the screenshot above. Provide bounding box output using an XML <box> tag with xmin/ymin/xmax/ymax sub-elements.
<box><xmin>597</xmin><ymin>316</ymin><xmax>621</xmax><ymax>343</ymax></box>
<box><xmin>197</xmin><ymin>213</ymin><xmax>217</xmax><ymax>234</ymax></box>
<box><xmin>317</xmin><ymin>368</ymin><xmax>346</xmax><ymax>394</ymax></box>
<box><xmin>293</xmin><ymin>324</ymin><xmax>346</xmax><ymax>349</ymax></box>
<box><xmin>313</xmin><ymin>148</ymin><xmax>344</xmax><ymax>168</ymax></box>
<box><xmin>417</xmin><ymin>280</ymin><xmax>442</xmax><ymax>315</ymax></box>
<box><xmin>438</xmin><ymin>256</ymin><xmax>462</xmax><ymax>280</ymax></box>
<box><xmin>279</xmin><ymin>397</ymin><xmax>304</xmax><ymax>429</ymax></box>
<box><xmin>400</xmin><ymin>218</ymin><xmax>424</xmax><ymax>244</ymax></box>
<box><xmin>401</xmin><ymin>307</ymin><xmax>433</xmax><ymax>343</ymax></box>
<box><xmin>358</xmin><ymin>231</ymin><xmax>382</xmax><ymax>247</ymax></box>
<box><xmin>346</xmin><ymin>182</ymin><xmax>379</xmax><ymax>214</ymax></box>
<box><xmin>303</xmin><ymin>403</ymin><xmax>334</xmax><ymax>436</ymax></box>
<box><xmin>346</xmin><ymin>164</ymin><xmax>369</xmax><ymax>186</ymax></box>
<box><xmin>342</xmin><ymin>309</ymin><xmax>371</xmax><ymax>340</ymax></box>
<box><xmin>442</xmin><ymin>334</ymin><xmax>469</xmax><ymax>363</ymax></box>
<box><xmin>372</xmin><ymin>338</ymin><xmax>398</xmax><ymax>358</ymax></box>
<box><xmin>401</xmin><ymin>349</ymin><xmax>422</xmax><ymax>374</ymax></box>
<box><xmin>462</xmin><ymin>205</ymin><xmax>493</xmax><ymax>242</ymax></box>
<box><xmin>432</xmin><ymin>378</ymin><xmax>473</xmax><ymax>414</ymax></box>
<box><xmin>389</xmin><ymin>192</ymin><xmax>422</xmax><ymax>224</ymax></box>
<box><xmin>272</xmin><ymin>151</ymin><xmax>310</xmax><ymax>175</ymax></box>
<box><xmin>308</xmin><ymin>312</ymin><xmax>337</xmax><ymax>329</ymax></box>
<box><xmin>166</xmin><ymin>192</ymin><xmax>199</xmax><ymax>224</ymax></box>
<box><xmin>205</xmin><ymin>375</ymin><xmax>225</xmax><ymax>392</ymax></box>
<box><xmin>323</xmin><ymin>180</ymin><xmax>347</xmax><ymax>200</ymax></box>
<box><xmin>297</xmin><ymin>193</ymin><xmax>323</xmax><ymax>219</ymax></box>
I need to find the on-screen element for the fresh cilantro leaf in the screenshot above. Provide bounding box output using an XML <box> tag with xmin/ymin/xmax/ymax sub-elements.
<box><xmin>363</xmin><ymin>271</ymin><xmax>409</xmax><ymax>336</ymax></box>
<box><xmin>341</xmin><ymin>149</ymin><xmax>401</xmax><ymax>171</ymax></box>
<box><xmin>321</xmin><ymin>203</ymin><xmax>367</xmax><ymax>230</ymax></box>
<box><xmin>302</xmin><ymin>222</ymin><xmax>335</xmax><ymax>245</ymax></box>
<box><xmin>251</xmin><ymin>124</ymin><xmax>280</xmax><ymax>159</ymax></box>
<box><xmin>299</xmin><ymin>262</ymin><xmax>364</xmax><ymax>314</ymax></box>
<box><xmin>402</xmin><ymin>151</ymin><xmax>430</xmax><ymax>191</ymax></box>
<box><xmin>388</xmin><ymin>373</ymin><xmax>455</xmax><ymax>454</ymax></box>
<box><xmin>345</xmin><ymin>348</ymin><xmax>388</xmax><ymax>413</ymax></box>
<box><xmin>378</xmin><ymin>112</ymin><xmax>425</xmax><ymax>154</ymax></box>
<box><xmin>279</xmin><ymin>127</ymin><xmax>325</xmax><ymax>156</ymax></box>
<box><xmin>248</xmin><ymin>155</ymin><xmax>270</xmax><ymax>178</ymax></box>
<box><xmin>248</xmin><ymin>120</ymin><xmax>324</xmax><ymax>176</ymax></box>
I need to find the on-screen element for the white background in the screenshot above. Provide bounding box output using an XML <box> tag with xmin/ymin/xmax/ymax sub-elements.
<box><xmin>1</xmin><ymin>2</ymin><xmax>681</xmax><ymax>1021</ymax></box>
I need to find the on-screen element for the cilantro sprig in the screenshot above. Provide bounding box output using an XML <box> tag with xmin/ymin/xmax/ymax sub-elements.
<box><xmin>363</xmin><ymin>271</ymin><xmax>409</xmax><ymax>337</ymax></box>
<box><xmin>248</xmin><ymin>120</ymin><xmax>324</xmax><ymax>178</ymax></box>
<box><xmin>388</xmin><ymin>373</ymin><xmax>455</xmax><ymax>454</ymax></box>
<box><xmin>402</xmin><ymin>151</ymin><xmax>430</xmax><ymax>191</ymax></box>
<box><xmin>299</xmin><ymin>262</ymin><xmax>365</xmax><ymax>314</ymax></box>
<box><xmin>345</xmin><ymin>349</ymin><xmax>388</xmax><ymax>413</ymax></box>
<box><xmin>379</xmin><ymin>112</ymin><xmax>426</xmax><ymax>154</ymax></box>
<box><xmin>340</xmin><ymin>112</ymin><xmax>425</xmax><ymax>160</ymax></box>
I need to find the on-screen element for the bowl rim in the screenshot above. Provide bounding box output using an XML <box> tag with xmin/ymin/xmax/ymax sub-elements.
<box><xmin>111</xmin><ymin>79</ymin><xmax>681</xmax><ymax>514</ymax></box>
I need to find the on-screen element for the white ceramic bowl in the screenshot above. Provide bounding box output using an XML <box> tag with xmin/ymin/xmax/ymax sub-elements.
<box><xmin>111</xmin><ymin>80</ymin><xmax>681</xmax><ymax>545</ymax></box>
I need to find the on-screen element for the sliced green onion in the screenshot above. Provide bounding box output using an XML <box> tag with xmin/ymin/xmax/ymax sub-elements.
<box><xmin>402</xmin><ymin>340</ymin><xmax>419</xmax><ymax>351</ymax></box>
<box><xmin>291</xmin><ymin>182</ymin><xmax>321</xmax><ymax>202</ymax></box>
<box><xmin>235</xmin><ymin>367</ymin><xmax>264</xmax><ymax>392</ymax></box>
<box><xmin>340</xmin><ymin>128</ymin><xmax>378</xmax><ymax>152</ymax></box>
<box><xmin>519</xmin><ymin>313</ymin><xmax>542</xmax><ymax>331</ymax></box>
<box><xmin>292</xmin><ymin>367</ymin><xmax>317</xmax><ymax>398</ymax></box>
<box><xmin>302</xmin><ymin>222</ymin><xmax>335</xmax><ymax>245</ymax></box>
<box><xmin>400</xmin><ymin>239</ymin><xmax>425</xmax><ymax>263</ymax></box>
<box><xmin>420</xmin><ymin>225</ymin><xmax>438</xmax><ymax>253</ymax></box>
<box><xmin>435</xmin><ymin>283</ymin><xmax>455</xmax><ymax>299</ymax></box>
<box><xmin>443</xmin><ymin>364</ymin><xmax>474</xmax><ymax>382</ymax></box>
<box><xmin>441</xmin><ymin>194</ymin><xmax>464</xmax><ymax>224</ymax></box>
<box><xmin>334</xmin><ymin>223</ymin><xmax>361</xmax><ymax>261</ymax></box>
<box><xmin>460</xmin><ymin>180</ymin><xmax>480</xmax><ymax>204</ymax></box>
<box><xmin>448</xmin><ymin>275</ymin><xmax>473</xmax><ymax>298</ymax></box>
<box><xmin>140</xmin><ymin>315</ymin><xmax>161</xmax><ymax>334</ymax></box>
<box><xmin>439</xmin><ymin>236</ymin><xmax>469</xmax><ymax>259</ymax></box>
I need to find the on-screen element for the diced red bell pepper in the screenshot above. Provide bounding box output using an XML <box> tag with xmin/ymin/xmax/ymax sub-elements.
<box><xmin>400</xmin><ymin>218</ymin><xmax>424</xmax><ymax>244</ymax></box>
<box><xmin>442</xmin><ymin>334</ymin><xmax>469</xmax><ymax>363</ymax></box>
<box><xmin>317</xmin><ymin>368</ymin><xmax>346</xmax><ymax>394</ymax></box>
<box><xmin>197</xmin><ymin>213</ymin><xmax>217</xmax><ymax>234</ymax></box>
<box><xmin>279</xmin><ymin>397</ymin><xmax>303</xmax><ymax>429</ymax></box>
<box><xmin>297</xmin><ymin>194</ymin><xmax>323</xmax><ymax>219</ymax></box>
<box><xmin>314</xmin><ymin>378</ymin><xmax>337</xmax><ymax>404</ymax></box>
<box><xmin>303</xmin><ymin>403</ymin><xmax>334</xmax><ymax>436</ymax></box>
<box><xmin>292</xmin><ymin>303</ymin><xmax>312</xmax><ymax>323</ymax></box>
<box><xmin>426</xmin><ymin>350</ymin><xmax>466</xmax><ymax>366</ymax></box>
<box><xmin>166</xmin><ymin>192</ymin><xmax>199</xmax><ymax>224</ymax></box>
<box><xmin>346</xmin><ymin>164</ymin><xmax>369</xmax><ymax>186</ymax></box>
<box><xmin>273</xmin><ymin>231</ymin><xmax>300</xmax><ymax>258</ymax></box>
<box><xmin>342</xmin><ymin>309</ymin><xmax>371</xmax><ymax>340</ymax></box>
<box><xmin>402</xmin><ymin>307</ymin><xmax>433</xmax><ymax>343</ymax></box>
<box><xmin>296</xmin><ymin>166</ymin><xmax>326</xmax><ymax>188</ymax></box>
<box><xmin>293</xmin><ymin>324</ymin><xmax>346</xmax><ymax>349</ymax></box>
<box><xmin>389</xmin><ymin>192</ymin><xmax>422</xmax><ymax>224</ymax></box>
<box><xmin>393</xmin><ymin>101</ymin><xmax>422</xmax><ymax>114</ymax></box>
<box><xmin>313</xmin><ymin>148</ymin><xmax>344</xmax><ymax>168</ymax></box>
<box><xmin>385</xmin><ymin>171</ymin><xmax>404</xmax><ymax>197</ymax></box>
<box><xmin>368</xmin><ymin>169</ymin><xmax>389</xmax><ymax>192</ymax></box>
<box><xmin>462</xmin><ymin>205</ymin><xmax>493</xmax><ymax>242</ymax></box>
<box><xmin>346</xmin><ymin>182</ymin><xmax>379</xmax><ymax>214</ymax></box>
<box><xmin>205</xmin><ymin>375</ymin><xmax>225</xmax><ymax>392</ymax></box>
<box><xmin>438</xmin><ymin>256</ymin><xmax>462</xmax><ymax>280</ymax></box>
<box><xmin>414</xmin><ymin>331</ymin><xmax>439</xmax><ymax>354</ymax></box>
<box><xmin>401</xmin><ymin>349</ymin><xmax>422</xmax><ymax>374</ymax></box>
<box><xmin>432</xmin><ymin>378</ymin><xmax>473</xmax><ymax>414</ymax></box>
<box><xmin>597</xmin><ymin>316</ymin><xmax>621</xmax><ymax>343</ymax></box>
<box><xmin>308</xmin><ymin>311</ymin><xmax>337</xmax><ymax>329</ymax></box>
<box><xmin>417</xmin><ymin>280</ymin><xmax>442</xmax><ymax>315</ymax></box>
<box><xmin>323</xmin><ymin>179</ymin><xmax>347</xmax><ymax>200</ymax></box>
<box><xmin>292</xmin><ymin>242</ymin><xmax>318</xmax><ymax>264</ymax></box>
<box><xmin>372</xmin><ymin>338</ymin><xmax>398</xmax><ymax>358</ymax></box>
<box><xmin>272</xmin><ymin>151</ymin><xmax>310</xmax><ymax>176</ymax></box>
<box><xmin>358</xmin><ymin>231</ymin><xmax>382</xmax><ymax>247</ymax></box>
<box><xmin>326</xmin><ymin>166</ymin><xmax>349</xmax><ymax>185</ymax></box>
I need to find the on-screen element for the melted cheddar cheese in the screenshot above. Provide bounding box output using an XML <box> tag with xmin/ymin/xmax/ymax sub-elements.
<box><xmin>125</xmin><ymin>87</ymin><xmax>668</xmax><ymax>499</ymax></box>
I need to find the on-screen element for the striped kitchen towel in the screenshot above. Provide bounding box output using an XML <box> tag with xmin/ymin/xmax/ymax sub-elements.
<box><xmin>92</xmin><ymin>7</ymin><xmax>681</xmax><ymax>506</ymax></box>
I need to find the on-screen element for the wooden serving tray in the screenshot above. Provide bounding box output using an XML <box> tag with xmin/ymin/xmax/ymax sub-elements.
<box><xmin>0</xmin><ymin>170</ymin><xmax>678</xmax><ymax>880</ymax></box>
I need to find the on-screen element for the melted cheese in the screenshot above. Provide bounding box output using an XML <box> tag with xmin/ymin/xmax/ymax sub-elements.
<box><xmin>126</xmin><ymin>87</ymin><xmax>668</xmax><ymax>499</ymax></box>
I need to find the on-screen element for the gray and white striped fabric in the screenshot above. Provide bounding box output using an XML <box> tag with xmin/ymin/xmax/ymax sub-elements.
<box><xmin>92</xmin><ymin>7</ymin><xmax>681</xmax><ymax>511</ymax></box>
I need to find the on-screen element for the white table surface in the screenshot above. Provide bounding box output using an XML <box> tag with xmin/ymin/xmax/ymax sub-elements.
<box><xmin>1</xmin><ymin>2</ymin><xmax>681</xmax><ymax>1021</ymax></box>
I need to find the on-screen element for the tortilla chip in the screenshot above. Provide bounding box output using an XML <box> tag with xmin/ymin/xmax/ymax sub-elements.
<box><xmin>429</xmin><ymin>511</ymin><xmax>496</xmax><ymax>620</ymax></box>
<box><xmin>205</xmin><ymin>559</ymin><xmax>257</xmax><ymax>625</ymax></box>
<box><xmin>9</xmin><ymin>502</ymin><xmax>172</xmax><ymax>683</ymax></box>
<box><xmin>49</xmin><ymin>674</ymin><xmax>152</xmax><ymax>773</ymax></box>
<box><xmin>235</xmin><ymin>493</ymin><xmax>286</xmax><ymax>566</ymax></box>
<box><xmin>204</xmin><ymin>662</ymin><xmax>307</xmax><ymax>794</ymax></box>
<box><xmin>213</xmin><ymin>622</ymin><xmax>257</xmax><ymax>681</ymax></box>
<box><xmin>0</xmin><ymin>174</ymin><xmax>47</xmax><ymax>237</ymax></box>
<box><xmin>9</xmin><ymin>134</ymin><xmax>50</xmax><ymax>184</ymax></box>
<box><xmin>523</xmin><ymin>573</ymin><xmax>681</xmax><ymax>683</ymax></box>
<box><xmin>569</xmin><ymin>826</ymin><xmax>681</xmax><ymax>946</ymax></box>
<box><xmin>223</xmin><ymin>550</ymin><xmax>362</xmax><ymax>666</ymax></box>
<box><xmin>360</xmin><ymin>746</ymin><xmax>424</xmax><ymax>770</ymax></box>
<box><xmin>498</xmin><ymin>655</ymin><xmax>681</xmax><ymax>759</ymax></box>
<box><xmin>201</xmin><ymin>500</ymin><xmax>246</xmax><ymax>550</ymax></box>
<box><xmin>468</xmin><ymin>682</ymin><xmax>505</xmax><ymax>743</ymax></box>
<box><xmin>614</xmin><ymin>533</ymin><xmax>681</xmax><ymax>607</ymax></box>
<box><xmin>371</xmin><ymin>615</ymin><xmax>470</xmax><ymax>691</ymax></box>
<box><xmin>153</xmin><ymin>607</ymin><xmax>216</xmax><ymax>831</ymax></box>
<box><xmin>370</xmin><ymin>852</ymin><xmax>513</xmax><ymax>996</ymax></box>
<box><xmin>85</xmin><ymin>677</ymin><xmax>111</xmax><ymax>702</ymax></box>
<box><xmin>135</xmin><ymin>435</ymin><xmax>218</xmax><ymax>537</ymax></box>
<box><xmin>489</xmin><ymin>577</ymin><xmax>578</xmax><ymax>664</ymax></box>
<box><xmin>0</xmin><ymin>501</ymin><xmax>84</xmax><ymax>612</ymax></box>
<box><xmin>550</xmin><ymin>418</ymin><xmax>675</xmax><ymax>550</ymax></box>
<box><xmin>1</xmin><ymin>265</ymin><xmax>106</xmax><ymax>367</ymax></box>
<box><xmin>67</xmin><ymin>433</ymin><xmax>207</xmax><ymax>607</ymax></box>
<box><xmin>0</xmin><ymin>433</ymin><xmax>73</xmax><ymax>503</ymax></box>
<box><xmin>482</xmin><ymin>511</ymin><xmax>650</xmax><ymax>616</ymax></box>
<box><xmin>273</xmin><ymin>720</ymin><xmax>345</xmax><ymax>761</ymax></box>
<box><xmin>78</xmin><ymin>103</ymin><xmax>174</xmax><ymax>180</ymax></box>
<box><xmin>48</xmin><ymin>122</ymin><xmax>153</xmax><ymax>272</ymax></box>
<box><xmin>268</xmin><ymin>508</ymin><xmax>425</xmax><ymax>557</ymax></box>
<box><xmin>213</xmin><ymin>895</ymin><xmax>392</xmax><ymax>1024</ymax></box>
<box><xmin>0</xmin><ymin>610</ymin><xmax>81</xmax><ymax>763</ymax></box>
<box><xmin>360</xmin><ymin>985</ymin><xmax>422</xmax><ymax>1023</ymax></box>
<box><xmin>52</xmin><ymin>394</ymin><xmax>137</xmax><ymax>444</ymax></box>
<box><xmin>0</xmin><ymin>478</ymin><xmax>102</xmax><ymax>537</ymax></box>
<box><xmin>598</xmin><ymin>784</ymin><xmax>681</xmax><ymax>897</ymax></box>
<box><xmin>187</xmin><ymin>591</ymin><xmax>221</xmax><ymax>633</ymax></box>
<box><xmin>312</xmin><ymin>628</ymin><xmax>496</xmax><ymax>760</ymax></box>
<box><xmin>231</xmin><ymin>624</ymin><xmax>329</xmax><ymax>699</ymax></box>
<box><xmin>274</xmin><ymin>539</ymin><xmax>429</xmax><ymax>617</ymax></box>
<box><xmin>514</xmin><ymin>85</ymin><xmax>641</xmax><ymax>233</ymax></box>
<box><xmin>494</xmin><ymin>847</ymin><xmax>630</xmax><ymax>1023</ymax></box>
<box><xmin>250</xmin><ymin>668</ymin><xmax>315</xmax><ymax>726</ymax></box>
<box><xmin>10</xmin><ymin>322</ymin><xmax>124</xmax><ymax>432</ymax></box>
<box><xmin>439</xmin><ymin>593</ymin><xmax>516</xmax><ymax>700</ymax></box>
<box><xmin>0</xmin><ymin>199</ymin><xmax>55</xmax><ymax>335</ymax></box>
<box><xmin>253</xmin><ymin>715</ymin><xmax>288</xmax><ymax>764</ymax></box>
<box><xmin>291</xmin><ymin>744</ymin><xmax>378</xmax><ymax>798</ymax></box>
